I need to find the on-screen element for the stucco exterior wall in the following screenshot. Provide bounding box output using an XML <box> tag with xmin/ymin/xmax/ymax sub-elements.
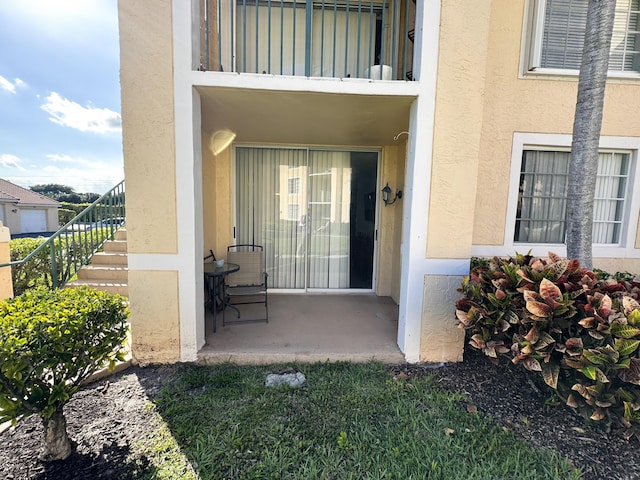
<box><xmin>119</xmin><ymin>0</ymin><xmax>182</xmax><ymax>364</ymax></box>
<box><xmin>46</xmin><ymin>207</ymin><xmax>59</xmax><ymax>232</ymax></box>
<box><xmin>377</xmin><ymin>144</ymin><xmax>405</xmax><ymax>299</ymax></box>
<box><xmin>202</xmin><ymin>139</ymin><xmax>234</xmax><ymax>259</ymax></box>
<box><xmin>0</xmin><ymin>207</ymin><xmax>19</xmax><ymax>234</ymax></box>
<box><xmin>593</xmin><ymin>258</ymin><xmax>640</xmax><ymax>276</ymax></box>
<box><xmin>420</xmin><ymin>274</ymin><xmax>465</xmax><ymax>362</ymax></box>
<box><xmin>412</xmin><ymin>0</ymin><xmax>493</xmax><ymax>363</ymax></box>
<box><xmin>128</xmin><ymin>270</ymin><xmax>181</xmax><ymax>363</ymax></box>
<box><xmin>119</xmin><ymin>0</ymin><xmax>178</xmax><ymax>255</ymax></box>
<box><xmin>391</xmin><ymin>145</ymin><xmax>405</xmax><ymax>303</ymax></box>
<box><xmin>473</xmin><ymin>0</ymin><xmax>640</xmax><ymax>256</ymax></box>
<box><xmin>0</xmin><ymin>222</ymin><xmax>13</xmax><ymax>300</ymax></box>
<box><xmin>426</xmin><ymin>0</ymin><xmax>493</xmax><ymax>259</ymax></box>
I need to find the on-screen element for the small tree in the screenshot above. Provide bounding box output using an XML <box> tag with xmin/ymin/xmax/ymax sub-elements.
<box><xmin>0</xmin><ymin>287</ymin><xmax>129</xmax><ymax>461</ymax></box>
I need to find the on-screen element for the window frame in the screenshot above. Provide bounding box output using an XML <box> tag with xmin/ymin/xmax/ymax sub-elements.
<box><xmin>288</xmin><ymin>177</ymin><xmax>301</xmax><ymax>195</ymax></box>
<box><xmin>521</xmin><ymin>0</ymin><xmax>640</xmax><ymax>79</ymax></box>
<box><xmin>499</xmin><ymin>133</ymin><xmax>640</xmax><ymax>259</ymax></box>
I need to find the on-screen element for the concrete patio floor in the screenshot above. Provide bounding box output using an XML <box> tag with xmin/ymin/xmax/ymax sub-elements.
<box><xmin>198</xmin><ymin>293</ymin><xmax>404</xmax><ymax>364</ymax></box>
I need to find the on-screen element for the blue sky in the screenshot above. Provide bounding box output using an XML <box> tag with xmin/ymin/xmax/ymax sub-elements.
<box><xmin>0</xmin><ymin>0</ymin><xmax>122</xmax><ymax>195</ymax></box>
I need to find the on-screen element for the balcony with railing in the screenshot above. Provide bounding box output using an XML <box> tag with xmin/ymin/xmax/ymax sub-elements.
<box><xmin>199</xmin><ymin>0</ymin><xmax>416</xmax><ymax>81</ymax></box>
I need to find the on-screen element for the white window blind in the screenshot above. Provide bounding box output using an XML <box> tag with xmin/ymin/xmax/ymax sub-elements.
<box><xmin>530</xmin><ymin>0</ymin><xmax>640</xmax><ymax>73</ymax></box>
<box><xmin>515</xmin><ymin>150</ymin><xmax>630</xmax><ymax>244</ymax></box>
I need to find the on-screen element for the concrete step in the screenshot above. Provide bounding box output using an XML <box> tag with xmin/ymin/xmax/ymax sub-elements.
<box><xmin>77</xmin><ymin>265</ymin><xmax>128</xmax><ymax>282</ymax></box>
<box><xmin>104</xmin><ymin>240</ymin><xmax>127</xmax><ymax>253</ymax></box>
<box><xmin>66</xmin><ymin>280</ymin><xmax>129</xmax><ymax>297</ymax></box>
<box><xmin>114</xmin><ymin>229</ymin><xmax>127</xmax><ymax>241</ymax></box>
<box><xmin>91</xmin><ymin>252</ymin><xmax>128</xmax><ymax>266</ymax></box>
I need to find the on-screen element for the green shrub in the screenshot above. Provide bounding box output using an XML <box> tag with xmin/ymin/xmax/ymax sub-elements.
<box><xmin>59</xmin><ymin>202</ymin><xmax>92</xmax><ymax>216</ymax></box>
<box><xmin>9</xmin><ymin>237</ymin><xmax>52</xmax><ymax>295</ymax></box>
<box><xmin>0</xmin><ymin>287</ymin><xmax>129</xmax><ymax>460</ymax></box>
<box><xmin>58</xmin><ymin>208</ymin><xmax>76</xmax><ymax>226</ymax></box>
<box><xmin>456</xmin><ymin>252</ymin><xmax>640</xmax><ymax>439</ymax></box>
<box><xmin>9</xmin><ymin>229</ymin><xmax>114</xmax><ymax>295</ymax></box>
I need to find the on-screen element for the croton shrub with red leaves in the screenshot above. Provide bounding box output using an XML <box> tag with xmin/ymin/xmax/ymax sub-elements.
<box><xmin>456</xmin><ymin>252</ymin><xmax>640</xmax><ymax>439</ymax></box>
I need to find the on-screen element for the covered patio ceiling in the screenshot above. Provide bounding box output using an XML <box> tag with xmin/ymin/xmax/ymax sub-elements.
<box><xmin>197</xmin><ymin>86</ymin><xmax>414</xmax><ymax>147</ymax></box>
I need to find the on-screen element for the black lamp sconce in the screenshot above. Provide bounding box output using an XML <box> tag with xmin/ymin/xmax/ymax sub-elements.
<box><xmin>381</xmin><ymin>183</ymin><xmax>402</xmax><ymax>206</ymax></box>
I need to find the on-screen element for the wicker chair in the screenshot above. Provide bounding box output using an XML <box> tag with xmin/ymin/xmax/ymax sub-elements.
<box><xmin>224</xmin><ymin>244</ymin><xmax>268</xmax><ymax>325</ymax></box>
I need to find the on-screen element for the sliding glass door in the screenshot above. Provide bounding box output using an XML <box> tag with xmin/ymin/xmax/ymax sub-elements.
<box><xmin>235</xmin><ymin>146</ymin><xmax>378</xmax><ymax>290</ymax></box>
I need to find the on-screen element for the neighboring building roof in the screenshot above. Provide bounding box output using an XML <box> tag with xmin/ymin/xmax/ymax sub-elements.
<box><xmin>0</xmin><ymin>179</ymin><xmax>61</xmax><ymax>207</ymax></box>
<box><xmin>0</xmin><ymin>191</ymin><xmax>19</xmax><ymax>201</ymax></box>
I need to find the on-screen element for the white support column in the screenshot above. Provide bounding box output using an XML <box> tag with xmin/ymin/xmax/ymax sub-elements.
<box><xmin>396</xmin><ymin>0</ymin><xmax>441</xmax><ymax>362</ymax></box>
<box><xmin>173</xmin><ymin>0</ymin><xmax>205</xmax><ymax>361</ymax></box>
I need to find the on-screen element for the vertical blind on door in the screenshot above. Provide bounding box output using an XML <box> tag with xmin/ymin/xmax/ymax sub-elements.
<box><xmin>235</xmin><ymin>147</ymin><xmax>351</xmax><ymax>289</ymax></box>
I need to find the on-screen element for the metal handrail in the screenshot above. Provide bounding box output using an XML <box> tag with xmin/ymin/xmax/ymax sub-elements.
<box><xmin>0</xmin><ymin>180</ymin><xmax>126</xmax><ymax>290</ymax></box>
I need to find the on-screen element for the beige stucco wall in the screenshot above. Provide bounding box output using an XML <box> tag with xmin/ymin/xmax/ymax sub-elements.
<box><xmin>128</xmin><ymin>270</ymin><xmax>181</xmax><ymax>363</ymax></box>
<box><xmin>426</xmin><ymin>0</ymin><xmax>493</xmax><ymax>259</ymax></box>
<box><xmin>377</xmin><ymin>144</ymin><xmax>405</xmax><ymax>300</ymax></box>
<box><xmin>0</xmin><ymin>222</ymin><xmax>13</xmax><ymax>300</ymax></box>
<box><xmin>0</xmin><ymin>206</ymin><xmax>19</xmax><ymax>234</ymax></box>
<box><xmin>203</xmin><ymin>137</ymin><xmax>234</xmax><ymax>259</ymax></box>
<box><xmin>417</xmin><ymin>0</ymin><xmax>494</xmax><ymax>362</ymax></box>
<box><xmin>119</xmin><ymin>0</ymin><xmax>178</xmax><ymax>255</ymax></box>
<box><xmin>420</xmin><ymin>275</ymin><xmax>465</xmax><ymax>363</ymax></box>
<box><xmin>46</xmin><ymin>207</ymin><xmax>59</xmax><ymax>231</ymax></box>
<box><xmin>473</xmin><ymin>0</ymin><xmax>640</xmax><ymax>252</ymax></box>
<box><xmin>119</xmin><ymin>0</ymin><xmax>181</xmax><ymax>364</ymax></box>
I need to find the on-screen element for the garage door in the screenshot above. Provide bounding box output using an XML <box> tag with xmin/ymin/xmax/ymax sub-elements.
<box><xmin>20</xmin><ymin>209</ymin><xmax>47</xmax><ymax>233</ymax></box>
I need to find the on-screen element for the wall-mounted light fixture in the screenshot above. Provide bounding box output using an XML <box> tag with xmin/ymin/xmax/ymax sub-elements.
<box><xmin>381</xmin><ymin>183</ymin><xmax>402</xmax><ymax>206</ymax></box>
<box><xmin>11</xmin><ymin>208</ymin><xmax>17</xmax><ymax>213</ymax></box>
<box><xmin>210</xmin><ymin>129</ymin><xmax>237</xmax><ymax>156</ymax></box>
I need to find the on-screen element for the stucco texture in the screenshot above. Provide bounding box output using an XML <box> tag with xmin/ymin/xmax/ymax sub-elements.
<box><xmin>128</xmin><ymin>270</ymin><xmax>181</xmax><ymax>364</ymax></box>
<box><xmin>473</xmin><ymin>0</ymin><xmax>640</xmax><ymax>249</ymax></box>
<box><xmin>426</xmin><ymin>0</ymin><xmax>493</xmax><ymax>259</ymax></box>
<box><xmin>118</xmin><ymin>0</ymin><xmax>178</xmax><ymax>254</ymax></box>
<box><xmin>420</xmin><ymin>274</ymin><xmax>465</xmax><ymax>363</ymax></box>
<box><xmin>0</xmin><ymin>223</ymin><xmax>13</xmax><ymax>300</ymax></box>
<box><xmin>377</xmin><ymin>144</ymin><xmax>405</xmax><ymax>300</ymax></box>
<box><xmin>202</xmin><ymin>141</ymin><xmax>234</xmax><ymax>259</ymax></box>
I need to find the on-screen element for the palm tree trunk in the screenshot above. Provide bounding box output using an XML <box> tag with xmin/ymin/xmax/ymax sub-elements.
<box><xmin>566</xmin><ymin>0</ymin><xmax>617</xmax><ymax>269</ymax></box>
<box><xmin>41</xmin><ymin>409</ymin><xmax>73</xmax><ymax>461</ymax></box>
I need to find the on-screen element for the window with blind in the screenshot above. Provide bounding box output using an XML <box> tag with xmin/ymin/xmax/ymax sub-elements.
<box><xmin>526</xmin><ymin>0</ymin><xmax>640</xmax><ymax>74</ymax></box>
<box><xmin>515</xmin><ymin>150</ymin><xmax>630</xmax><ymax>244</ymax></box>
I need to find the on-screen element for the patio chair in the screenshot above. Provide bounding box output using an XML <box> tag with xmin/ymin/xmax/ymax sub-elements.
<box><xmin>203</xmin><ymin>249</ymin><xmax>219</xmax><ymax>332</ymax></box>
<box><xmin>224</xmin><ymin>244</ymin><xmax>268</xmax><ymax>325</ymax></box>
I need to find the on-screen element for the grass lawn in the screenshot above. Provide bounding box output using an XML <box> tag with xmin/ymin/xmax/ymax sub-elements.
<box><xmin>139</xmin><ymin>362</ymin><xmax>581</xmax><ymax>480</ymax></box>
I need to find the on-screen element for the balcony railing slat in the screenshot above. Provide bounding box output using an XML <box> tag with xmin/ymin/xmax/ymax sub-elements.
<box><xmin>201</xmin><ymin>0</ymin><xmax>415</xmax><ymax>81</ymax></box>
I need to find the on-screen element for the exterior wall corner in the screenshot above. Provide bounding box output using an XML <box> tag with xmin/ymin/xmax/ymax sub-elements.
<box><xmin>420</xmin><ymin>274</ymin><xmax>465</xmax><ymax>363</ymax></box>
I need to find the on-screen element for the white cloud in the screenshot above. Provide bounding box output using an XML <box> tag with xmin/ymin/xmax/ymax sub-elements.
<box><xmin>41</xmin><ymin>154</ymin><xmax>124</xmax><ymax>193</ymax></box>
<box><xmin>0</xmin><ymin>75</ymin><xmax>26</xmax><ymax>94</ymax></box>
<box><xmin>41</xmin><ymin>92</ymin><xmax>121</xmax><ymax>134</ymax></box>
<box><xmin>46</xmin><ymin>154</ymin><xmax>75</xmax><ymax>163</ymax></box>
<box><xmin>0</xmin><ymin>154</ymin><xmax>27</xmax><ymax>171</ymax></box>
